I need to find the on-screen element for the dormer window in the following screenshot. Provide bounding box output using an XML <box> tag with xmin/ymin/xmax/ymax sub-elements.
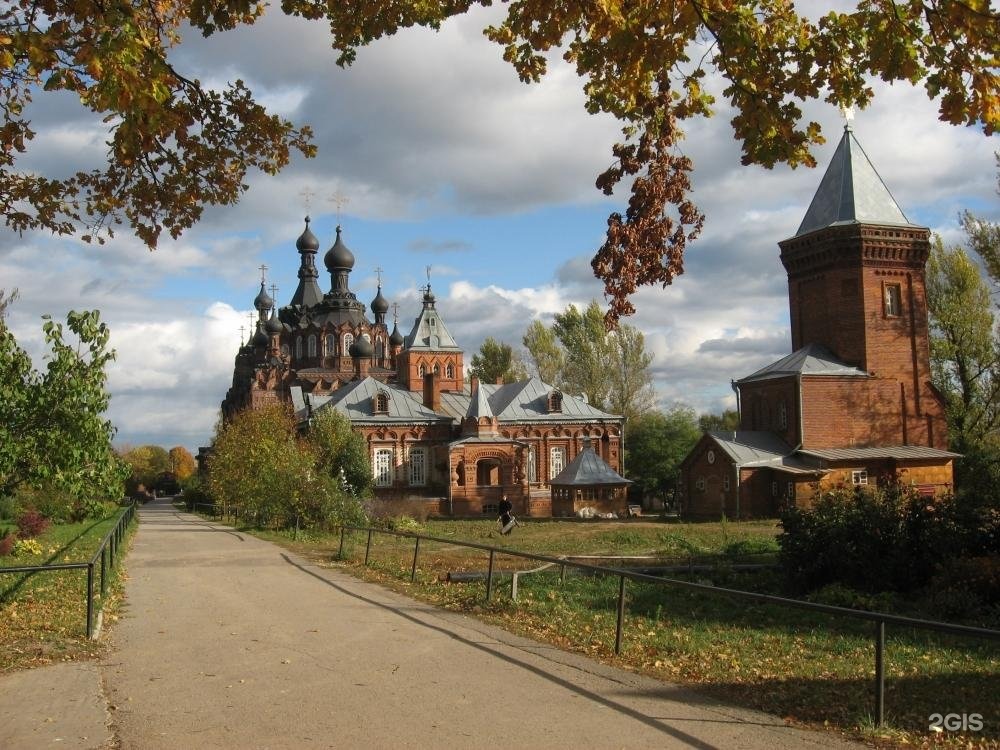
<box><xmin>373</xmin><ymin>390</ymin><xmax>390</xmax><ymax>414</ymax></box>
<box><xmin>547</xmin><ymin>390</ymin><xmax>563</xmax><ymax>413</ymax></box>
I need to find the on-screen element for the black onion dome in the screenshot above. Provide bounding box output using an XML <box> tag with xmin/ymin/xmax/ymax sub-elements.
<box><xmin>253</xmin><ymin>282</ymin><xmax>273</xmax><ymax>312</ymax></box>
<box><xmin>323</xmin><ymin>225</ymin><xmax>355</xmax><ymax>272</ymax></box>
<box><xmin>350</xmin><ymin>334</ymin><xmax>374</xmax><ymax>358</ymax></box>
<box><xmin>296</xmin><ymin>216</ymin><xmax>320</xmax><ymax>252</ymax></box>
<box><xmin>265</xmin><ymin>309</ymin><xmax>283</xmax><ymax>334</ymax></box>
<box><xmin>252</xmin><ymin>324</ymin><xmax>269</xmax><ymax>347</ymax></box>
<box><xmin>371</xmin><ymin>286</ymin><xmax>389</xmax><ymax>315</ymax></box>
<box><xmin>389</xmin><ymin>323</ymin><xmax>404</xmax><ymax>347</ymax></box>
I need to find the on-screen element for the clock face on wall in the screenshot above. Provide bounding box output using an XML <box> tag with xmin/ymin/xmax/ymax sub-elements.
<box><xmin>707</xmin><ymin>450</ymin><xmax>715</xmax><ymax>465</ymax></box>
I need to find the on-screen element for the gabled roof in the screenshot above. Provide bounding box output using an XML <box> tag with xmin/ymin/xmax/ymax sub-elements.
<box><xmin>404</xmin><ymin>297</ymin><xmax>461</xmax><ymax>351</ymax></box>
<box><xmin>295</xmin><ymin>378</ymin><xmax>451</xmax><ymax>424</ymax></box>
<box><xmin>736</xmin><ymin>343</ymin><xmax>869</xmax><ymax>384</ymax></box>
<box><xmin>707</xmin><ymin>431</ymin><xmax>824</xmax><ymax>475</ymax></box>
<box><xmin>487</xmin><ymin>377</ymin><xmax>617</xmax><ymax>421</ymax></box>
<box><xmin>550</xmin><ymin>445</ymin><xmax>631</xmax><ymax>486</ymax></box>
<box><xmin>795</xmin><ymin>125</ymin><xmax>919</xmax><ymax>238</ymax></box>
<box><xmin>466</xmin><ymin>385</ymin><xmax>495</xmax><ymax>420</ymax></box>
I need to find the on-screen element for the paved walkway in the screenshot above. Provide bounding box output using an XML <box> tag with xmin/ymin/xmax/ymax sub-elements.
<box><xmin>3</xmin><ymin>498</ymin><xmax>860</xmax><ymax>749</ymax></box>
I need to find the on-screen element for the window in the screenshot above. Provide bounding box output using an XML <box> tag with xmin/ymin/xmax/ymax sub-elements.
<box><xmin>373</xmin><ymin>391</ymin><xmax>389</xmax><ymax>414</ymax></box>
<box><xmin>375</xmin><ymin>339</ymin><xmax>384</xmax><ymax>359</ymax></box>
<box><xmin>884</xmin><ymin>283</ymin><xmax>902</xmax><ymax>317</ymax></box>
<box><xmin>723</xmin><ymin>475</ymin><xmax>730</xmax><ymax>491</ymax></box>
<box><xmin>778</xmin><ymin>402</ymin><xmax>787</xmax><ymax>430</ymax></box>
<box><xmin>418</xmin><ymin>364</ymin><xmax>426</xmax><ymax>377</ymax></box>
<box><xmin>308</xmin><ymin>335</ymin><xmax>317</xmax><ymax>358</ymax></box>
<box><xmin>787</xmin><ymin>482</ymin><xmax>795</xmax><ymax>499</ymax></box>
<box><xmin>549</xmin><ymin>446</ymin><xmax>566</xmax><ymax>479</ymax></box>
<box><xmin>325</xmin><ymin>334</ymin><xmax>336</xmax><ymax>356</ymax></box>
<box><xmin>343</xmin><ymin>333</ymin><xmax>354</xmax><ymax>353</ymax></box>
<box><xmin>433</xmin><ymin>364</ymin><xmax>440</xmax><ymax>375</ymax></box>
<box><xmin>295</xmin><ymin>337</ymin><xmax>302</xmax><ymax>360</ymax></box>
<box><xmin>527</xmin><ymin>446</ymin><xmax>537</xmax><ymax>483</ymax></box>
<box><xmin>409</xmin><ymin>447</ymin><xmax>426</xmax><ymax>486</ymax></box>
<box><xmin>695</xmin><ymin>477</ymin><xmax>706</xmax><ymax>491</ymax></box>
<box><xmin>852</xmin><ymin>470</ymin><xmax>868</xmax><ymax>486</ymax></box>
<box><xmin>373</xmin><ymin>449</ymin><xmax>393</xmax><ymax>487</ymax></box>
<box><xmin>548</xmin><ymin>391</ymin><xmax>563</xmax><ymax>413</ymax></box>
<box><xmin>281</xmin><ymin>344</ymin><xmax>290</xmax><ymax>357</ymax></box>
<box><xmin>771</xmin><ymin>481</ymin><xmax>778</xmax><ymax>497</ymax></box>
<box><xmin>446</xmin><ymin>363</ymin><xmax>454</xmax><ymax>379</ymax></box>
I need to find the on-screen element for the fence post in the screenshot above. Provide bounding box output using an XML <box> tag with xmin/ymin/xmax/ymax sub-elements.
<box><xmin>614</xmin><ymin>575</ymin><xmax>626</xmax><ymax>655</ymax></box>
<box><xmin>86</xmin><ymin>563</ymin><xmax>95</xmax><ymax>639</ymax></box>
<box><xmin>486</xmin><ymin>549</ymin><xmax>495</xmax><ymax>602</ymax></box>
<box><xmin>410</xmin><ymin>537</ymin><xmax>421</xmax><ymax>583</ymax></box>
<box><xmin>560</xmin><ymin>563</ymin><xmax>566</xmax><ymax>584</ymax></box>
<box><xmin>874</xmin><ymin>619</ymin><xmax>886</xmax><ymax>727</ymax></box>
<box><xmin>338</xmin><ymin>527</ymin><xmax>346</xmax><ymax>560</ymax></box>
<box><xmin>100</xmin><ymin>546</ymin><xmax>107</xmax><ymax>597</ymax></box>
<box><xmin>364</xmin><ymin>529</ymin><xmax>373</xmax><ymax>566</ymax></box>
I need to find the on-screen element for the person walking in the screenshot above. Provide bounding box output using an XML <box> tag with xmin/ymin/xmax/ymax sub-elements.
<box><xmin>498</xmin><ymin>495</ymin><xmax>515</xmax><ymax>535</ymax></box>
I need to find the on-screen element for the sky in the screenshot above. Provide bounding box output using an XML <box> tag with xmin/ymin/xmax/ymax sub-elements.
<box><xmin>2</xmin><ymin>7</ymin><xmax>998</xmax><ymax>453</ymax></box>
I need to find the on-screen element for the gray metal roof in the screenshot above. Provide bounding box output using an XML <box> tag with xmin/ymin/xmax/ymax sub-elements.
<box><xmin>437</xmin><ymin>377</ymin><xmax>619</xmax><ymax>423</ymax></box>
<box><xmin>708</xmin><ymin>432</ymin><xmax>827</xmax><ymax>475</ymax></box>
<box><xmin>550</xmin><ymin>446</ymin><xmax>631</xmax><ymax>486</ymax></box>
<box><xmin>799</xmin><ymin>446</ymin><xmax>961</xmax><ymax>461</ymax></box>
<box><xmin>466</xmin><ymin>385</ymin><xmax>495</xmax><ymax>420</ymax></box>
<box><xmin>306</xmin><ymin>377</ymin><xmax>451</xmax><ymax>424</ymax></box>
<box><xmin>403</xmin><ymin>289</ymin><xmax>461</xmax><ymax>351</ymax></box>
<box><xmin>737</xmin><ymin>343</ymin><xmax>869</xmax><ymax>384</ymax></box>
<box><xmin>795</xmin><ymin>126</ymin><xmax>919</xmax><ymax>238</ymax></box>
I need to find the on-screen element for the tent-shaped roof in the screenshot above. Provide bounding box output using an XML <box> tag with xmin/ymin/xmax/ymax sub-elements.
<box><xmin>291</xmin><ymin>379</ymin><xmax>450</xmax><ymax>424</ymax></box>
<box><xmin>795</xmin><ymin>125</ymin><xmax>919</xmax><ymax>238</ymax></box>
<box><xmin>550</xmin><ymin>445</ymin><xmax>631</xmax><ymax>486</ymax></box>
<box><xmin>736</xmin><ymin>343</ymin><xmax>869</xmax><ymax>384</ymax></box>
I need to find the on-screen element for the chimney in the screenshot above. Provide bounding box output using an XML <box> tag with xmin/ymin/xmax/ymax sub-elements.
<box><xmin>423</xmin><ymin>371</ymin><xmax>440</xmax><ymax>411</ymax></box>
<box><xmin>495</xmin><ymin>376</ymin><xmax>504</xmax><ymax>385</ymax></box>
<box><xmin>470</xmin><ymin>376</ymin><xmax>479</xmax><ymax>395</ymax></box>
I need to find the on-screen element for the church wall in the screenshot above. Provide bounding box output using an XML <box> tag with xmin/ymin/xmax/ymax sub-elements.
<box><xmin>799</xmin><ymin>376</ymin><xmax>904</xmax><ymax>449</ymax></box>
<box><xmin>738</xmin><ymin>377</ymin><xmax>799</xmax><ymax>444</ymax></box>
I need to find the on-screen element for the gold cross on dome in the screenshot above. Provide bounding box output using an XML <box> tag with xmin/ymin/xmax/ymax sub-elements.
<box><xmin>329</xmin><ymin>190</ymin><xmax>349</xmax><ymax>224</ymax></box>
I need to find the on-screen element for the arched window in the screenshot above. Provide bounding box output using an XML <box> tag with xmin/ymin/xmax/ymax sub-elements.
<box><xmin>375</xmin><ymin>339</ymin><xmax>384</xmax><ymax>359</ymax></box>
<box><xmin>527</xmin><ymin>446</ymin><xmax>537</xmax><ymax>483</ymax></box>
<box><xmin>295</xmin><ymin>337</ymin><xmax>303</xmax><ymax>360</ymax></box>
<box><xmin>409</xmin><ymin>447</ymin><xmax>426</xmax><ymax>486</ymax></box>
<box><xmin>433</xmin><ymin>363</ymin><xmax>440</xmax><ymax>375</ymax></box>
<box><xmin>418</xmin><ymin>364</ymin><xmax>426</xmax><ymax>377</ymax></box>
<box><xmin>325</xmin><ymin>334</ymin><xmax>336</xmax><ymax>356</ymax></box>
<box><xmin>373</xmin><ymin>391</ymin><xmax>390</xmax><ymax>414</ymax></box>
<box><xmin>307</xmin><ymin>335</ymin><xmax>317</xmax><ymax>358</ymax></box>
<box><xmin>281</xmin><ymin>344</ymin><xmax>290</xmax><ymax>357</ymax></box>
<box><xmin>549</xmin><ymin>446</ymin><xmax>566</xmax><ymax>479</ymax></box>
<box><xmin>446</xmin><ymin>363</ymin><xmax>454</xmax><ymax>379</ymax></box>
<box><xmin>547</xmin><ymin>391</ymin><xmax>563</xmax><ymax>413</ymax></box>
<box><xmin>343</xmin><ymin>333</ymin><xmax>354</xmax><ymax>353</ymax></box>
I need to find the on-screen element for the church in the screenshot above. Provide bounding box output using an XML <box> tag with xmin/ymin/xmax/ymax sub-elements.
<box><xmin>220</xmin><ymin>222</ymin><xmax>626</xmax><ymax>518</ymax></box>
<box><xmin>678</xmin><ymin>124</ymin><xmax>958</xmax><ymax>519</ymax></box>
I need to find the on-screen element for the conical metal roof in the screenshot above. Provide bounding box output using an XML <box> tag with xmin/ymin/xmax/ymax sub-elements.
<box><xmin>795</xmin><ymin>125</ymin><xmax>918</xmax><ymax>237</ymax></box>
<box><xmin>550</xmin><ymin>444</ymin><xmax>630</xmax><ymax>486</ymax></box>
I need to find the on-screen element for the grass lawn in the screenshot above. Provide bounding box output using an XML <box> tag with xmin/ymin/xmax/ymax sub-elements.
<box><xmin>245</xmin><ymin>516</ymin><xmax>997</xmax><ymax>748</ymax></box>
<box><xmin>0</xmin><ymin>511</ymin><xmax>134</xmax><ymax>673</ymax></box>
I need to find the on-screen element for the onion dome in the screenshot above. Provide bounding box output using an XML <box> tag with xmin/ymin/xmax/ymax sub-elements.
<box><xmin>323</xmin><ymin>225</ymin><xmax>355</xmax><ymax>273</ymax></box>
<box><xmin>296</xmin><ymin>216</ymin><xmax>320</xmax><ymax>252</ymax></box>
<box><xmin>389</xmin><ymin>323</ymin><xmax>404</xmax><ymax>347</ymax></box>
<box><xmin>253</xmin><ymin>282</ymin><xmax>273</xmax><ymax>312</ymax></box>
<box><xmin>371</xmin><ymin>286</ymin><xmax>389</xmax><ymax>315</ymax></box>
<box><xmin>349</xmin><ymin>333</ymin><xmax>374</xmax><ymax>358</ymax></box>
<box><xmin>252</xmin><ymin>323</ymin><xmax>269</xmax><ymax>348</ymax></box>
<box><xmin>265</xmin><ymin>308</ymin><xmax>283</xmax><ymax>335</ymax></box>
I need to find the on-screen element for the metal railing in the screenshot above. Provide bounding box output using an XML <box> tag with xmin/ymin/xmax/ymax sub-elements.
<box><xmin>0</xmin><ymin>503</ymin><xmax>137</xmax><ymax>639</ymax></box>
<box><xmin>337</xmin><ymin>524</ymin><xmax>1000</xmax><ymax>728</ymax></box>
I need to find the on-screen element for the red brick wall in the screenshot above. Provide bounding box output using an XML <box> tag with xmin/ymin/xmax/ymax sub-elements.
<box><xmin>738</xmin><ymin>376</ymin><xmax>799</xmax><ymax>444</ymax></box>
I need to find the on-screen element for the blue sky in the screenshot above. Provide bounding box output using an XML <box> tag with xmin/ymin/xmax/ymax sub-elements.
<box><xmin>1</xmin><ymin>7</ymin><xmax>997</xmax><ymax>453</ymax></box>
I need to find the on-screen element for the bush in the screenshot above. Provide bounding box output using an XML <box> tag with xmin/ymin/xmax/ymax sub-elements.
<box><xmin>806</xmin><ymin>582</ymin><xmax>898</xmax><ymax>612</ymax></box>
<box><xmin>722</xmin><ymin>537</ymin><xmax>780</xmax><ymax>558</ymax></box>
<box><xmin>928</xmin><ymin>555</ymin><xmax>1000</xmax><ymax>607</ymax></box>
<box><xmin>12</xmin><ymin>538</ymin><xmax>43</xmax><ymax>557</ymax></box>
<box><xmin>16</xmin><ymin>509</ymin><xmax>50</xmax><ymax>539</ymax></box>
<box><xmin>779</xmin><ymin>481</ymin><xmax>999</xmax><ymax>594</ymax></box>
<box><xmin>0</xmin><ymin>532</ymin><xmax>15</xmax><ymax>556</ymax></box>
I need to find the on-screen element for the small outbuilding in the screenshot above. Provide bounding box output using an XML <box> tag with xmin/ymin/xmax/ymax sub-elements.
<box><xmin>550</xmin><ymin>438</ymin><xmax>632</xmax><ymax>517</ymax></box>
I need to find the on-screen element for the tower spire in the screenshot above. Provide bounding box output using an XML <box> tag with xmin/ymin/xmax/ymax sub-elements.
<box><xmin>290</xmin><ymin>216</ymin><xmax>324</xmax><ymax>308</ymax></box>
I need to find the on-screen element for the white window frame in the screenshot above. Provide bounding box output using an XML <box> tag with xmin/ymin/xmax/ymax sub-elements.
<box><xmin>343</xmin><ymin>333</ymin><xmax>354</xmax><ymax>353</ymax></box>
<box><xmin>884</xmin><ymin>283</ymin><xmax>902</xmax><ymax>317</ymax></box>
<box><xmin>852</xmin><ymin>470</ymin><xmax>868</xmax><ymax>486</ymax></box>
<box><xmin>549</xmin><ymin>446</ymin><xmax>566</xmax><ymax>480</ymax></box>
<box><xmin>409</xmin><ymin>447</ymin><xmax>427</xmax><ymax>487</ymax></box>
<box><xmin>374</xmin><ymin>448</ymin><xmax>393</xmax><ymax>487</ymax></box>
<box><xmin>527</xmin><ymin>446</ymin><xmax>537</xmax><ymax>484</ymax></box>
<box><xmin>446</xmin><ymin>363</ymin><xmax>454</xmax><ymax>379</ymax></box>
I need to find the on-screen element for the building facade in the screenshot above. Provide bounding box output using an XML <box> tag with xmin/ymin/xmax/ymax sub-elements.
<box><xmin>679</xmin><ymin>126</ymin><xmax>958</xmax><ymax>519</ymax></box>
<box><xmin>221</xmin><ymin>220</ymin><xmax>624</xmax><ymax>517</ymax></box>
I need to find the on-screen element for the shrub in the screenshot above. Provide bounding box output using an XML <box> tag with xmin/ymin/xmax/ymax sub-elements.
<box><xmin>779</xmin><ymin>481</ymin><xmax>999</xmax><ymax>594</ymax></box>
<box><xmin>16</xmin><ymin>509</ymin><xmax>51</xmax><ymax>539</ymax></box>
<box><xmin>722</xmin><ymin>537</ymin><xmax>780</xmax><ymax>558</ymax></box>
<box><xmin>12</xmin><ymin>538</ymin><xmax>43</xmax><ymax>557</ymax></box>
<box><xmin>928</xmin><ymin>556</ymin><xmax>1000</xmax><ymax>607</ymax></box>
<box><xmin>0</xmin><ymin>532</ymin><xmax>15</xmax><ymax>556</ymax></box>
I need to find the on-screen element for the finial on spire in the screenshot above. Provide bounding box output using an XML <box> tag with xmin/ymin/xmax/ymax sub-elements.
<box><xmin>840</xmin><ymin>104</ymin><xmax>854</xmax><ymax>131</ymax></box>
<box><xmin>392</xmin><ymin>302</ymin><xmax>399</xmax><ymax>324</ymax></box>
<box><xmin>258</xmin><ymin>264</ymin><xmax>268</xmax><ymax>284</ymax></box>
<box><xmin>330</xmin><ymin>189</ymin><xmax>349</xmax><ymax>225</ymax></box>
<box><xmin>375</xmin><ymin>265</ymin><xmax>383</xmax><ymax>287</ymax></box>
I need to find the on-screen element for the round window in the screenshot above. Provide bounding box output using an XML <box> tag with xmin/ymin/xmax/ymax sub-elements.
<box><xmin>707</xmin><ymin>450</ymin><xmax>716</xmax><ymax>464</ymax></box>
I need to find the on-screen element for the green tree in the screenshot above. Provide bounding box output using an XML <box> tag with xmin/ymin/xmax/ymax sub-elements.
<box><xmin>0</xmin><ymin>308</ymin><xmax>128</xmax><ymax>502</ymax></box>
<box><xmin>522</xmin><ymin>320</ymin><xmax>564</xmax><ymax>385</ymax></box>
<box><xmin>469</xmin><ymin>337</ymin><xmax>528</xmax><ymax>385</ymax></box>
<box><xmin>3</xmin><ymin>2</ymin><xmax>995</xmax><ymax>323</ymax></box>
<box><xmin>552</xmin><ymin>302</ymin><xmax>614</xmax><ymax>408</ymax></box>
<box><xmin>624</xmin><ymin>407</ymin><xmax>701</xmax><ymax>503</ymax></box>
<box><xmin>605</xmin><ymin>325</ymin><xmax>656</xmax><ymax>425</ymax></box>
<box><xmin>927</xmin><ymin>233</ymin><xmax>1000</xmax><ymax>499</ymax></box>
<box><xmin>308</xmin><ymin>409</ymin><xmax>373</xmax><ymax>498</ymax></box>
<box><xmin>121</xmin><ymin>445</ymin><xmax>171</xmax><ymax>493</ymax></box>
<box><xmin>698</xmin><ymin>410</ymin><xmax>741</xmax><ymax>433</ymax></box>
